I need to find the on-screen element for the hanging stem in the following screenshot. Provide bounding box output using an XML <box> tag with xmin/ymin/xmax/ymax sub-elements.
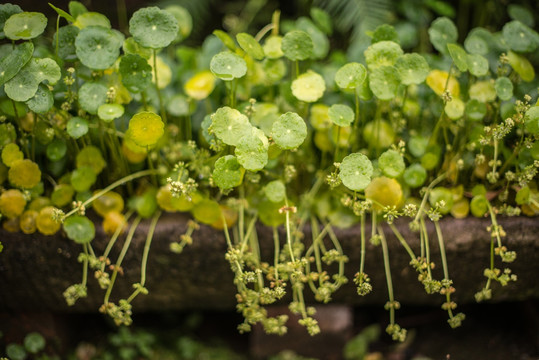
<box><xmin>104</xmin><ymin>216</ymin><xmax>142</xmax><ymax>305</ymax></box>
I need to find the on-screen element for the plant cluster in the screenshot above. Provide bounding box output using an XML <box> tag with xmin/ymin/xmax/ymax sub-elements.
<box><xmin>0</xmin><ymin>1</ymin><xmax>538</xmax><ymax>342</ymax></box>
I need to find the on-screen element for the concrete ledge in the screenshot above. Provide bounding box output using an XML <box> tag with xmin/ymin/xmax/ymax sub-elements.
<box><xmin>0</xmin><ymin>214</ymin><xmax>537</xmax><ymax>312</ymax></box>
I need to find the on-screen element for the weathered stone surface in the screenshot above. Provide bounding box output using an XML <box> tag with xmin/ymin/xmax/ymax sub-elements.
<box><xmin>0</xmin><ymin>214</ymin><xmax>537</xmax><ymax>312</ymax></box>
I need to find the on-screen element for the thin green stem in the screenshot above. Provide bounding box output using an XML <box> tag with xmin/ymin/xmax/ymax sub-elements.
<box><xmin>104</xmin><ymin>216</ymin><xmax>142</xmax><ymax>305</ymax></box>
<box><xmin>388</xmin><ymin>223</ymin><xmax>416</xmax><ymax>261</ymax></box>
<box><xmin>379</xmin><ymin>225</ymin><xmax>395</xmax><ymax>325</ymax></box>
<box><xmin>64</xmin><ymin>170</ymin><xmax>158</xmax><ymax>219</ymax></box>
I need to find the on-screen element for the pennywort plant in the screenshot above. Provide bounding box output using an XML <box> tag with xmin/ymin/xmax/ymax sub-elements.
<box><xmin>0</xmin><ymin>1</ymin><xmax>537</xmax><ymax>341</ymax></box>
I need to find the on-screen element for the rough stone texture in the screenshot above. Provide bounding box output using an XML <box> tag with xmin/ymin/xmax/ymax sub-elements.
<box><xmin>0</xmin><ymin>214</ymin><xmax>537</xmax><ymax>312</ymax></box>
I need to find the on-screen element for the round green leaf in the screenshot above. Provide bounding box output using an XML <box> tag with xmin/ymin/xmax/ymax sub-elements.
<box><xmin>98</xmin><ymin>103</ymin><xmax>124</xmax><ymax>122</ymax></box>
<box><xmin>371</xmin><ymin>24</ymin><xmax>399</xmax><ymax>44</ymax></box>
<box><xmin>263</xmin><ymin>35</ymin><xmax>284</xmax><ymax>59</ymax></box>
<box><xmin>66</xmin><ymin>117</ymin><xmax>89</xmax><ymax>139</ymax></box>
<box><xmin>272</xmin><ymin>112</ymin><xmax>307</xmax><ymax>150</ymax></box>
<box><xmin>291</xmin><ymin>70</ymin><xmax>326</xmax><ymax>102</ymax></box>
<box><xmin>447</xmin><ymin>43</ymin><xmax>468</xmax><ymax>72</ymax></box>
<box><xmin>53</xmin><ymin>25</ymin><xmax>79</xmax><ymax>61</ymax></box>
<box><xmin>4</xmin><ymin>58</ymin><xmax>61</xmax><ymax>102</ymax></box>
<box><xmin>46</xmin><ymin>139</ymin><xmax>67</xmax><ymax>161</ymax></box>
<box><xmin>363</xmin><ymin>120</ymin><xmax>395</xmax><ymax>149</ymax></box>
<box><xmin>210</xmin><ymin>51</ymin><xmax>247</xmax><ymax>80</ymax></box>
<box><xmin>213</xmin><ymin>155</ymin><xmax>243</xmax><ymax>190</ymax></box>
<box><xmin>334</xmin><ymin>62</ymin><xmax>367</xmax><ymax>90</ymax></box>
<box><xmin>4</xmin><ymin>12</ymin><xmax>47</xmax><ymax>40</ymax></box>
<box><xmin>74</xmin><ymin>12</ymin><xmax>111</xmax><ymax>29</ymax></box>
<box><xmin>428</xmin><ymin>17</ymin><xmax>457</xmax><ymax>54</ymax></box>
<box><xmin>403</xmin><ymin>163</ymin><xmax>427</xmax><ymax>188</ymax></box>
<box><xmin>0</xmin><ymin>41</ymin><xmax>33</xmax><ymax>86</ymax></box>
<box><xmin>24</xmin><ymin>332</ymin><xmax>46</xmax><ymax>354</ymax></box>
<box><xmin>369</xmin><ymin>66</ymin><xmax>400</xmax><ymax>100</ymax></box>
<box><xmin>71</xmin><ymin>166</ymin><xmax>97</xmax><ymax>192</ymax></box>
<box><xmin>129</xmin><ymin>6</ymin><xmax>179</xmax><ymax>49</ymax></box>
<box><xmin>378</xmin><ymin>149</ymin><xmax>405</xmax><ymax>178</ymax></box>
<box><xmin>464</xmin><ymin>35</ymin><xmax>488</xmax><ymax>55</ymax></box>
<box><xmin>502</xmin><ymin>20</ymin><xmax>538</xmax><ymax>53</ymax></box>
<box><xmin>76</xmin><ymin>145</ymin><xmax>106</xmax><ymax>174</ymax></box>
<box><xmin>339</xmin><ymin>153</ymin><xmax>373</xmax><ymax>192</ymax></box>
<box><xmin>495</xmin><ymin>77</ymin><xmax>513</xmax><ymax>101</ymax></box>
<box><xmin>469</xmin><ymin>81</ymin><xmax>496</xmax><ymax>103</ymax></box>
<box><xmin>0</xmin><ymin>3</ymin><xmax>22</xmax><ymax>39</ymax></box>
<box><xmin>235</xmin><ymin>130</ymin><xmax>268</xmax><ymax>171</ymax></box>
<box><xmin>364</xmin><ymin>40</ymin><xmax>403</xmax><ymax>69</ymax></box>
<box><xmin>467</xmin><ymin>54</ymin><xmax>489</xmax><ymax>77</ymax></box>
<box><xmin>128</xmin><ymin>112</ymin><xmax>164</xmax><ymax>147</ymax></box>
<box><xmin>444</xmin><ymin>98</ymin><xmax>465</xmax><ymax>120</ymax></box>
<box><xmin>264</xmin><ymin>180</ymin><xmax>286</xmax><ymax>203</ymax></box>
<box><xmin>328</xmin><ymin>104</ymin><xmax>354</xmax><ymax>127</ymax></box>
<box><xmin>465</xmin><ymin>99</ymin><xmax>487</xmax><ymax>121</ymax></box>
<box><xmin>164</xmin><ymin>5</ymin><xmax>192</xmax><ymax>42</ymax></box>
<box><xmin>281</xmin><ymin>30</ymin><xmax>313</xmax><ymax>61</ymax></box>
<box><xmin>236</xmin><ymin>32</ymin><xmax>264</xmax><ymax>60</ymax></box>
<box><xmin>78</xmin><ymin>82</ymin><xmax>108</xmax><ymax>114</ymax></box>
<box><xmin>210</xmin><ymin>106</ymin><xmax>252</xmax><ymax>146</ymax></box>
<box><xmin>507</xmin><ymin>51</ymin><xmax>535</xmax><ymax>82</ymax></box>
<box><xmin>394</xmin><ymin>53</ymin><xmax>429</xmax><ymax>85</ymax></box>
<box><xmin>75</xmin><ymin>26</ymin><xmax>124</xmax><ymax>70</ymax></box>
<box><xmin>296</xmin><ymin>17</ymin><xmax>329</xmax><ymax>59</ymax></box>
<box><xmin>6</xmin><ymin>343</ymin><xmax>26</xmax><ymax>360</ymax></box>
<box><xmin>26</xmin><ymin>84</ymin><xmax>53</xmax><ymax>114</ymax></box>
<box><xmin>525</xmin><ymin>106</ymin><xmax>539</xmax><ymax>135</ymax></box>
<box><xmin>63</xmin><ymin>215</ymin><xmax>95</xmax><ymax>244</ymax></box>
<box><xmin>119</xmin><ymin>53</ymin><xmax>152</xmax><ymax>93</ymax></box>
<box><xmin>263</xmin><ymin>58</ymin><xmax>287</xmax><ymax>84</ymax></box>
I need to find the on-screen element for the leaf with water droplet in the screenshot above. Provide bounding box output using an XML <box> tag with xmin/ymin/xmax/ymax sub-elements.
<box><xmin>4</xmin><ymin>58</ymin><xmax>61</xmax><ymax>102</ymax></box>
<box><xmin>334</xmin><ymin>62</ymin><xmax>366</xmax><ymax>90</ymax></box>
<box><xmin>129</xmin><ymin>6</ymin><xmax>179</xmax><ymax>49</ymax></box>
<box><xmin>339</xmin><ymin>153</ymin><xmax>373</xmax><ymax>192</ymax></box>
<box><xmin>98</xmin><ymin>103</ymin><xmax>124</xmax><ymax>122</ymax></box>
<box><xmin>77</xmin><ymin>82</ymin><xmax>108</xmax><ymax>114</ymax></box>
<box><xmin>428</xmin><ymin>17</ymin><xmax>457</xmax><ymax>54</ymax></box>
<box><xmin>364</xmin><ymin>40</ymin><xmax>403</xmax><ymax>69</ymax></box>
<box><xmin>291</xmin><ymin>70</ymin><xmax>325</xmax><ymax>102</ymax></box>
<box><xmin>66</xmin><ymin>117</ymin><xmax>89</xmax><ymax>139</ymax></box>
<box><xmin>210</xmin><ymin>51</ymin><xmax>247</xmax><ymax>80</ymax></box>
<box><xmin>272</xmin><ymin>112</ymin><xmax>307</xmax><ymax>150</ymax></box>
<box><xmin>369</xmin><ymin>66</ymin><xmax>400</xmax><ymax>100</ymax></box>
<box><xmin>0</xmin><ymin>41</ymin><xmax>33</xmax><ymax>87</ymax></box>
<box><xmin>281</xmin><ymin>30</ymin><xmax>313</xmax><ymax>61</ymax></box>
<box><xmin>4</xmin><ymin>12</ymin><xmax>47</xmax><ymax>40</ymax></box>
<box><xmin>213</xmin><ymin>155</ymin><xmax>243</xmax><ymax>190</ymax></box>
<box><xmin>26</xmin><ymin>84</ymin><xmax>53</xmax><ymax>114</ymax></box>
<box><xmin>328</xmin><ymin>104</ymin><xmax>354</xmax><ymax>127</ymax></box>
<box><xmin>75</xmin><ymin>26</ymin><xmax>124</xmax><ymax>70</ymax></box>
<box><xmin>394</xmin><ymin>53</ymin><xmax>429</xmax><ymax>85</ymax></box>
<box><xmin>211</xmin><ymin>106</ymin><xmax>252</xmax><ymax>146</ymax></box>
<box><xmin>495</xmin><ymin>77</ymin><xmax>513</xmax><ymax>101</ymax></box>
